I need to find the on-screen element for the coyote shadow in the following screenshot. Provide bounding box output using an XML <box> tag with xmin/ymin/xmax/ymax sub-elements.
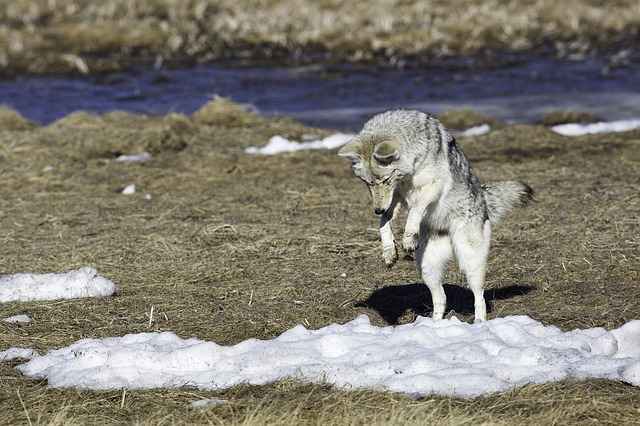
<box><xmin>356</xmin><ymin>283</ymin><xmax>535</xmax><ymax>324</ymax></box>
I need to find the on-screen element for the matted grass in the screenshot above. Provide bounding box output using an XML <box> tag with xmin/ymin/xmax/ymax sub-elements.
<box><xmin>1</xmin><ymin>0</ymin><xmax>639</xmax><ymax>75</ymax></box>
<box><xmin>0</xmin><ymin>105</ymin><xmax>639</xmax><ymax>424</ymax></box>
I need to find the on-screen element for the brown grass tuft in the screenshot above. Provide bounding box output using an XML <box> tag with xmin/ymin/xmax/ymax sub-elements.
<box><xmin>49</xmin><ymin>111</ymin><xmax>106</xmax><ymax>129</ymax></box>
<box><xmin>192</xmin><ymin>96</ymin><xmax>264</xmax><ymax>127</ymax></box>
<box><xmin>0</xmin><ymin>105</ymin><xmax>36</xmax><ymax>130</ymax></box>
<box><xmin>439</xmin><ymin>109</ymin><xmax>501</xmax><ymax>130</ymax></box>
<box><xmin>540</xmin><ymin>110</ymin><xmax>601</xmax><ymax>126</ymax></box>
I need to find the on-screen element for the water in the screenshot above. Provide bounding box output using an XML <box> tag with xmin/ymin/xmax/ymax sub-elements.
<box><xmin>1</xmin><ymin>57</ymin><xmax>639</xmax><ymax>130</ymax></box>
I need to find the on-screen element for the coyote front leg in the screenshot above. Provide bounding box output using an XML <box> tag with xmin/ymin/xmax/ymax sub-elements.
<box><xmin>402</xmin><ymin>207</ymin><xmax>424</xmax><ymax>257</ymax></box>
<box><xmin>402</xmin><ymin>187</ymin><xmax>437</xmax><ymax>257</ymax></box>
<box><xmin>380</xmin><ymin>202</ymin><xmax>400</xmax><ymax>267</ymax></box>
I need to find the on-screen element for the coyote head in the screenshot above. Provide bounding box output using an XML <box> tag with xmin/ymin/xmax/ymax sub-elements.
<box><xmin>338</xmin><ymin>136</ymin><xmax>404</xmax><ymax>215</ymax></box>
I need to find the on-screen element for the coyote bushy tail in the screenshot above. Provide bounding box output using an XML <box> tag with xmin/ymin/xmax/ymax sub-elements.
<box><xmin>482</xmin><ymin>181</ymin><xmax>534</xmax><ymax>224</ymax></box>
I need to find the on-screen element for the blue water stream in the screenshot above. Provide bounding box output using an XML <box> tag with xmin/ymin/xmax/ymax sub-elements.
<box><xmin>1</xmin><ymin>57</ymin><xmax>639</xmax><ymax>130</ymax></box>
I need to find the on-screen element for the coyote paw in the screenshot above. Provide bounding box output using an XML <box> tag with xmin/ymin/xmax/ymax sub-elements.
<box><xmin>402</xmin><ymin>233</ymin><xmax>418</xmax><ymax>258</ymax></box>
<box><xmin>382</xmin><ymin>244</ymin><xmax>398</xmax><ymax>268</ymax></box>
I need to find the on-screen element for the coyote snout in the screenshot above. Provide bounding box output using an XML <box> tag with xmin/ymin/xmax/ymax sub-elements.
<box><xmin>370</xmin><ymin>184</ymin><xmax>395</xmax><ymax>215</ymax></box>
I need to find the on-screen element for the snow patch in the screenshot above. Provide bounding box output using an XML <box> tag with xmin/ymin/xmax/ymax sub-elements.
<box><xmin>246</xmin><ymin>124</ymin><xmax>493</xmax><ymax>155</ymax></box>
<box><xmin>0</xmin><ymin>347</ymin><xmax>37</xmax><ymax>362</ymax></box>
<box><xmin>2</xmin><ymin>314</ymin><xmax>31</xmax><ymax>323</ymax></box>
<box><xmin>245</xmin><ymin>133</ymin><xmax>354</xmax><ymax>155</ymax></box>
<box><xmin>115</xmin><ymin>152</ymin><xmax>152</xmax><ymax>163</ymax></box>
<box><xmin>190</xmin><ymin>398</ymin><xmax>227</xmax><ymax>409</ymax></box>
<box><xmin>0</xmin><ymin>267</ymin><xmax>118</xmax><ymax>303</ymax></box>
<box><xmin>611</xmin><ymin>320</ymin><xmax>640</xmax><ymax>358</ymax></box>
<box><xmin>551</xmin><ymin>119</ymin><xmax>640</xmax><ymax>136</ymax></box>
<box><xmin>460</xmin><ymin>124</ymin><xmax>491</xmax><ymax>137</ymax></box>
<box><xmin>14</xmin><ymin>315</ymin><xmax>640</xmax><ymax>398</ymax></box>
<box><xmin>121</xmin><ymin>184</ymin><xmax>136</xmax><ymax>195</ymax></box>
<box><xmin>622</xmin><ymin>362</ymin><xmax>640</xmax><ymax>386</ymax></box>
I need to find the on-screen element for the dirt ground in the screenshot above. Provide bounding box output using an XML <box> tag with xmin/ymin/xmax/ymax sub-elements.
<box><xmin>1</xmin><ymin>0</ymin><xmax>639</xmax><ymax>76</ymax></box>
<box><xmin>0</xmin><ymin>102</ymin><xmax>639</xmax><ymax>424</ymax></box>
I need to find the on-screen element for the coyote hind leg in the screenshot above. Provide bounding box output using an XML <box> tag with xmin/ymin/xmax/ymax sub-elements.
<box><xmin>415</xmin><ymin>233</ymin><xmax>453</xmax><ymax>320</ymax></box>
<box><xmin>452</xmin><ymin>220</ymin><xmax>491</xmax><ymax>322</ymax></box>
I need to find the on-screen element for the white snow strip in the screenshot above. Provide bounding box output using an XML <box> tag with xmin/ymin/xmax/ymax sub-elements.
<box><xmin>246</xmin><ymin>124</ymin><xmax>492</xmax><ymax>155</ymax></box>
<box><xmin>0</xmin><ymin>267</ymin><xmax>118</xmax><ymax>303</ymax></box>
<box><xmin>0</xmin><ymin>347</ymin><xmax>37</xmax><ymax>362</ymax></box>
<box><xmin>2</xmin><ymin>314</ymin><xmax>31</xmax><ymax>324</ymax></box>
<box><xmin>115</xmin><ymin>152</ymin><xmax>152</xmax><ymax>163</ymax></box>
<box><xmin>121</xmin><ymin>184</ymin><xmax>136</xmax><ymax>195</ymax></box>
<box><xmin>245</xmin><ymin>133</ymin><xmax>354</xmax><ymax>155</ymax></box>
<box><xmin>551</xmin><ymin>119</ymin><xmax>640</xmax><ymax>136</ymax></box>
<box><xmin>190</xmin><ymin>398</ymin><xmax>227</xmax><ymax>409</ymax></box>
<box><xmin>14</xmin><ymin>315</ymin><xmax>640</xmax><ymax>398</ymax></box>
<box><xmin>460</xmin><ymin>124</ymin><xmax>491</xmax><ymax>137</ymax></box>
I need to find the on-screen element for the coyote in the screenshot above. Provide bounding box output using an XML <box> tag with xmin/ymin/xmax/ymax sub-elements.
<box><xmin>339</xmin><ymin>110</ymin><xmax>533</xmax><ymax>322</ymax></box>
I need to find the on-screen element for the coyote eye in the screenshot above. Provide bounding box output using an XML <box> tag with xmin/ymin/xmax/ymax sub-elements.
<box><xmin>380</xmin><ymin>170</ymin><xmax>397</xmax><ymax>184</ymax></box>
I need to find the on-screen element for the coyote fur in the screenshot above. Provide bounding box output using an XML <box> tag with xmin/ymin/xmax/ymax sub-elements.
<box><xmin>338</xmin><ymin>110</ymin><xmax>533</xmax><ymax>322</ymax></box>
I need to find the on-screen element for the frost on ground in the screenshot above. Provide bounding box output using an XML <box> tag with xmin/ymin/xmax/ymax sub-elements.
<box><xmin>0</xmin><ymin>348</ymin><xmax>37</xmax><ymax>362</ymax></box>
<box><xmin>0</xmin><ymin>267</ymin><xmax>117</xmax><ymax>303</ymax></box>
<box><xmin>245</xmin><ymin>133</ymin><xmax>355</xmax><ymax>155</ymax></box>
<box><xmin>13</xmin><ymin>315</ymin><xmax>640</xmax><ymax>398</ymax></box>
<box><xmin>552</xmin><ymin>119</ymin><xmax>640</xmax><ymax>136</ymax></box>
<box><xmin>2</xmin><ymin>314</ymin><xmax>31</xmax><ymax>323</ymax></box>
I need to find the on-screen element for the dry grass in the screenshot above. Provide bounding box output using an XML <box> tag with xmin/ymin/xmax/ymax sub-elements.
<box><xmin>1</xmin><ymin>0</ymin><xmax>639</xmax><ymax>75</ymax></box>
<box><xmin>192</xmin><ymin>96</ymin><xmax>265</xmax><ymax>127</ymax></box>
<box><xmin>539</xmin><ymin>110</ymin><xmax>601</xmax><ymax>126</ymax></box>
<box><xmin>438</xmin><ymin>109</ymin><xmax>502</xmax><ymax>130</ymax></box>
<box><xmin>0</xmin><ymin>105</ymin><xmax>36</xmax><ymax>130</ymax></box>
<box><xmin>0</xmin><ymin>104</ymin><xmax>639</xmax><ymax>424</ymax></box>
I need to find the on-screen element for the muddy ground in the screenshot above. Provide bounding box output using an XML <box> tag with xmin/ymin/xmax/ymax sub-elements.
<box><xmin>0</xmin><ymin>102</ymin><xmax>639</xmax><ymax>424</ymax></box>
<box><xmin>1</xmin><ymin>0</ymin><xmax>639</xmax><ymax>76</ymax></box>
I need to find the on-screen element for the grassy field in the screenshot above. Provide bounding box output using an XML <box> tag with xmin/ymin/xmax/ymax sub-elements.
<box><xmin>0</xmin><ymin>101</ymin><xmax>639</xmax><ymax>424</ymax></box>
<box><xmin>1</xmin><ymin>0</ymin><xmax>639</xmax><ymax>76</ymax></box>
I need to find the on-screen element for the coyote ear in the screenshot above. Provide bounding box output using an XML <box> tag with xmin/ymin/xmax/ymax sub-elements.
<box><xmin>373</xmin><ymin>140</ymin><xmax>400</xmax><ymax>164</ymax></box>
<box><xmin>338</xmin><ymin>138</ymin><xmax>363</xmax><ymax>163</ymax></box>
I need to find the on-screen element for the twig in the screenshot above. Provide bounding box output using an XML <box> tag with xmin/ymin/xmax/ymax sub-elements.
<box><xmin>148</xmin><ymin>305</ymin><xmax>154</xmax><ymax>328</ymax></box>
<box><xmin>16</xmin><ymin>389</ymin><xmax>32</xmax><ymax>426</ymax></box>
<box><xmin>210</xmin><ymin>224</ymin><xmax>237</xmax><ymax>234</ymax></box>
